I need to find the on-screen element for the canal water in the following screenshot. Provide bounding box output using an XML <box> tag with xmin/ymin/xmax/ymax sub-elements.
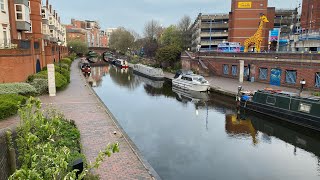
<box><xmin>90</xmin><ymin>65</ymin><xmax>320</xmax><ymax>180</ymax></box>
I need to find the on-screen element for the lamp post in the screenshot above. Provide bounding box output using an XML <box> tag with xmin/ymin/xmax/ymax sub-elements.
<box><xmin>57</xmin><ymin>39</ymin><xmax>62</xmax><ymax>74</ymax></box>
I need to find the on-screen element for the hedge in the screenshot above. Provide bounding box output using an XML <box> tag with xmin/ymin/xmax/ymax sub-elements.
<box><xmin>0</xmin><ymin>94</ymin><xmax>26</xmax><ymax>120</ymax></box>
<box><xmin>29</xmin><ymin>79</ymin><xmax>48</xmax><ymax>95</ymax></box>
<box><xmin>60</xmin><ymin>58</ymin><xmax>72</xmax><ymax>67</ymax></box>
<box><xmin>0</xmin><ymin>83</ymin><xmax>37</xmax><ymax>96</ymax></box>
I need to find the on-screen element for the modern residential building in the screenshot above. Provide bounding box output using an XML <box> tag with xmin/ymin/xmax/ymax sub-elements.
<box><xmin>228</xmin><ymin>0</ymin><xmax>275</xmax><ymax>51</ymax></box>
<box><xmin>191</xmin><ymin>13</ymin><xmax>229</xmax><ymax>51</ymax></box>
<box><xmin>99</xmin><ymin>30</ymin><xmax>107</xmax><ymax>47</ymax></box>
<box><xmin>0</xmin><ymin>0</ymin><xmax>68</xmax><ymax>83</ymax></box>
<box><xmin>301</xmin><ymin>0</ymin><xmax>320</xmax><ymax>32</ymax></box>
<box><xmin>66</xmin><ymin>19</ymin><xmax>105</xmax><ymax>47</ymax></box>
<box><xmin>0</xmin><ymin>0</ymin><xmax>11</xmax><ymax>48</ymax></box>
<box><xmin>274</xmin><ymin>8</ymin><xmax>299</xmax><ymax>36</ymax></box>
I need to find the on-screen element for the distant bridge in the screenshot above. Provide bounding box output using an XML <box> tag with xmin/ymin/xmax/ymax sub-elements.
<box><xmin>88</xmin><ymin>47</ymin><xmax>112</xmax><ymax>55</ymax></box>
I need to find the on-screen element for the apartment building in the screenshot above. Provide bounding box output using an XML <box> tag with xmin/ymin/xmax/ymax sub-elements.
<box><xmin>0</xmin><ymin>0</ymin><xmax>11</xmax><ymax>48</ymax></box>
<box><xmin>67</xmin><ymin>19</ymin><xmax>106</xmax><ymax>47</ymax></box>
<box><xmin>0</xmin><ymin>0</ymin><xmax>68</xmax><ymax>83</ymax></box>
<box><xmin>191</xmin><ymin>13</ymin><xmax>229</xmax><ymax>51</ymax></box>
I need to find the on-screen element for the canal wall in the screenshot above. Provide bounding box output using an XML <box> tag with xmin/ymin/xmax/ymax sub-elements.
<box><xmin>181</xmin><ymin>52</ymin><xmax>320</xmax><ymax>90</ymax></box>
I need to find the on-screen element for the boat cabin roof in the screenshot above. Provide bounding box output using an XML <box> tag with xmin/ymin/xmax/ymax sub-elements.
<box><xmin>257</xmin><ymin>90</ymin><xmax>320</xmax><ymax>102</ymax></box>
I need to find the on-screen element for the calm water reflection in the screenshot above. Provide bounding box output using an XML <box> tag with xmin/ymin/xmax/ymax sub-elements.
<box><xmin>91</xmin><ymin>65</ymin><xmax>320</xmax><ymax>180</ymax></box>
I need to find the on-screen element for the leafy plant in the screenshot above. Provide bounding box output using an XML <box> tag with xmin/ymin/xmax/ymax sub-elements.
<box><xmin>313</xmin><ymin>92</ymin><xmax>320</xmax><ymax>96</ymax></box>
<box><xmin>9</xmin><ymin>98</ymin><xmax>120</xmax><ymax>179</ymax></box>
<box><xmin>155</xmin><ymin>44</ymin><xmax>182</xmax><ymax>68</ymax></box>
<box><xmin>0</xmin><ymin>83</ymin><xmax>37</xmax><ymax>96</ymax></box>
<box><xmin>29</xmin><ymin>79</ymin><xmax>48</xmax><ymax>95</ymax></box>
<box><xmin>0</xmin><ymin>94</ymin><xmax>26</xmax><ymax>120</ymax></box>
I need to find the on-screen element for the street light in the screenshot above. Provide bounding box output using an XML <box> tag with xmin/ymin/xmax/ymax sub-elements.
<box><xmin>57</xmin><ymin>39</ymin><xmax>62</xmax><ymax>74</ymax></box>
<box><xmin>299</xmin><ymin>79</ymin><xmax>306</xmax><ymax>97</ymax></box>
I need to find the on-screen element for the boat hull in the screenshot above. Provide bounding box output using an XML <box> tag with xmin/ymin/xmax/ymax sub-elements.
<box><xmin>172</xmin><ymin>79</ymin><xmax>210</xmax><ymax>92</ymax></box>
<box><xmin>133</xmin><ymin>69</ymin><xmax>165</xmax><ymax>81</ymax></box>
<box><xmin>240</xmin><ymin>101</ymin><xmax>320</xmax><ymax>131</ymax></box>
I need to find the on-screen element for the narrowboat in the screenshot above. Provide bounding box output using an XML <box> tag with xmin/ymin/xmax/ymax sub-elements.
<box><xmin>103</xmin><ymin>52</ymin><xmax>115</xmax><ymax>63</ymax></box>
<box><xmin>132</xmin><ymin>64</ymin><xmax>165</xmax><ymax>81</ymax></box>
<box><xmin>114</xmin><ymin>59</ymin><xmax>129</xmax><ymax>68</ymax></box>
<box><xmin>238</xmin><ymin>89</ymin><xmax>320</xmax><ymax>131</ymax></box>
<box><xmin>86</xmin><ymin>51</ymin><xmax>99</xmax><ymax>63</ymax></box>
<box><xmin>172</xmin><ymin>74</ymin><xmax>210</xmax><ymax>92</ymax></box>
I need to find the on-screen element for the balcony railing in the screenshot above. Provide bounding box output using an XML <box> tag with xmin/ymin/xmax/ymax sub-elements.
<box><xmin>0</xmin><ymin>39</ymin><xmax>31</xmax><ymax>49</ymax></box>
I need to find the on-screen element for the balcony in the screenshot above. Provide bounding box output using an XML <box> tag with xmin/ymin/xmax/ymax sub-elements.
<box><xmin>201</xmin><ymin>23</ymin><xmax>229</xmax><ymax>29</ymax></box>
<box><xmin>200</xmin><ymin>32</ymin><xmax>228</xmax><ymax>37</ymax></box>
<box><xmin>200</xmin><ymin>40</ymin><xmax>224</xmax><ymax>46</ymax></box>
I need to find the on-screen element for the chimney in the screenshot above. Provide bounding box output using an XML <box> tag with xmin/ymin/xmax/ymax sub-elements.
<box><xmin>46</xmin><ymin>0</ymin><xmax>49</xmax><ymax>8</ymax></box>
<box><xmin>49</xmin><ymin>5</ymin><xmax>52</xmax><ymax>13</ymax></box>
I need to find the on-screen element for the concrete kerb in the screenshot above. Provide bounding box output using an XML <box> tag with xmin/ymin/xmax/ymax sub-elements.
<box><xmin>79</xmin><ymin>68</ymin><xmax>162</xmax><ymax>180</ymax></box>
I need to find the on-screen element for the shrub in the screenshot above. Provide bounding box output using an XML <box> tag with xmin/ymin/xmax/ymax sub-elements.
<box><xmin>313</xmin><ymin>92</ymin><xmax>320</xmax><ymax>96</ymax></box>
<box><xmin>0</xmin><ymin>83</ymin><xmax>37</xmax><ymax>96</ymax></box>
<box><xmin>0</xmin><ymin>94</ymin><xmax>26</xmax><ymax>120</ymax></box>
<box><xmin>28</xmin><ymin>71</ymin><xmax>68</xmax><ymax>91</ymax></box>
<box><xmin>68</xmin><ymin>53</ymin><xmax>77</xmax><ymax>61</ymax></box>
<box><xmin>29</xmin><ymin>78</ymin><xmax>48</xmax><ymax>95</ymax></box>
<box><xmin>61</xmin><ymin>58</ymin><xmax>72</xmax><ymax>67</ymax></box>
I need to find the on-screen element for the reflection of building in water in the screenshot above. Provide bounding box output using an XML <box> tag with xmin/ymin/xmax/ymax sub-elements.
<box><xmin>90</xmin><ymin>66</ymin><xmax>109</xmax><ymax>87</ymax></box>
<box><xmin>135</xmin><ymin>74</ymin><xmax>164</xmax><ymax>89</ymax></box>
<box><xmin>109</xmin><ymin>65</ymin><xmax>141</xmax><ymax>89</ymax></box>
<box><xmin>225</xmin><ymin>114</ymin><xmax>258</xmax><ymax>145</ymax></box>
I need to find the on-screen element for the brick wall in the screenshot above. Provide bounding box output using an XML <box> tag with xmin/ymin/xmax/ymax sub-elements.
<box><xmin>182</xmin><ymin>52</ymin><xmax>320</xmax><ymax>90</ymax></box>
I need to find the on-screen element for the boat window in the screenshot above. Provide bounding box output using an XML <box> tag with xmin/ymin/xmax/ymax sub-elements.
<box><xmin>266</xmin><ymin>96</ymin><xmax>276</xmax><ymax>105</ymax></box>
<box><xmin>299</xmin><ymin>103</ymin><xmax>311</xmax><ymax>113</ymax></box>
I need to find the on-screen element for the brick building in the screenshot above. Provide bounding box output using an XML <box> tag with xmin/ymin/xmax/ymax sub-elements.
<box><xmin>0</xmin><ymin>0</ymin><xmax>68</xmax><ymax>83</ymax></box>
<box><xmin>228</xmin><ymin>0</ymin><xmax>275</xmax><ymax>51</ymax></box>
<box><xmin>66</xmin><ymin>19</ymin><xmax>107</xmax><ymax>47</ymax></box>
<box><xmin>182</xmin><ymin>52</ymin><xmax>320</xmax><ymax>90</ymax></box>
<box><xmin>301</xmin><ymin>0</ymin><xmax>320</xmax><ymax>31</ymax></box>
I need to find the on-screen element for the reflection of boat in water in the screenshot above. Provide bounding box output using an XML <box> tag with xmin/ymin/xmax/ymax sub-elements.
<box><xmin>172</xmin><ymin>87</ymin><xmax>209</xmax><ymax>104</ymax></box>
<box><xmin>135</xmin><ymin>73</ymin><xmax>164</xmax><ymax>89</ymax></box>
<box><xmin>249</xmin><ymin>113</ymin><xmax>320</xmax><ymax>157</ymax></box>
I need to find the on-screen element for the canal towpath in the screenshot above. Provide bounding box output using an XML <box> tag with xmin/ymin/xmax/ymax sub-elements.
<box><xmin>164</xmin><ymin>72</ymin><xmax>313</xmax><ymax>97</ymax></box>
<box><xmin>1</xmin><ymin>60</ymin><xmax>158</xmax><ymax>180</ymax></box>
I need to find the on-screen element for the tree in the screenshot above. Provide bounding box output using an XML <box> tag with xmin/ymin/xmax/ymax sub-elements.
<box><xmin>109</xmin><ymin>28</ymin><xmax>135</xmax><ymax>54</ymax></box>
<box><xmin>67</xmin><ymin>40</ymin><xmax>88</xmax><ymax>56</ymax></box>
<box><xmin>144</xmin><ymin>20</ymin><xmax>162</xmax><ymax>40</ymax></box>
<box><xmin>177</xmin><ymin>15</ymin><xmax>192</xmax><ymax>50</ymax></box>
<box><xmin>160</xmin><ymin>25</ymin><xmax>183</xmax><ymax>48</ymax></box>
<box><xmin>155</xmin><ymin>45</ymin><xmax>182</xmax><ymax>67</ymax></box>
<box><xmin>144</xmin><ymin>39</ymin><xmax>159</xmax><ymax>57</ymax></box>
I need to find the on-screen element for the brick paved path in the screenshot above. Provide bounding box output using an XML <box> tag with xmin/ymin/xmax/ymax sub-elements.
<box><xmin>39</xmin><ymin>60</ymin><xmax>155</xmax><ymax>180</ymax></box>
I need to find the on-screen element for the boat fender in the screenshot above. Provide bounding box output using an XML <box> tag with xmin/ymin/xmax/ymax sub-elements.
<box><xmin>241</xmin><ymin>95</ymin><xmax>250</xmax><ymax>101</ymax></box>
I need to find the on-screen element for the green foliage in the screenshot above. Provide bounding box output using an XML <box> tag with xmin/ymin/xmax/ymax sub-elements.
<box><xmin>68</xmin><ymin>53</ymin><xmax>77</xmax><ymax>61</ymax></box>
<box><xmin>29</xmin><ymin>79</ymin><xmax>48</xmax><ymax>95</ymax></box>
<box><xmin>61</xmin><ymin>58</ymin><xmax>72</xmax><ymax>67</ymax></box>
<box><xmin>0</xmin><ymin>83</ymin><xmax>37</xmax><ymax>96</ymax></box>
<box><xmin>155</xmin><ymin>45</ymin><xmax>182</xmax><ymax>67</ymax></box>
<box><xmin>9</xmin><ymin>98</ymin><xmax>120</xmax><ymax>180</ymax></box>
<box><xmin>28</xmin><ymin>68</ymin><xmax>69</xmax><ymax>91</ymax></box>
<box><xmin>160</xmin><ymin>25</ymin><xmax>183</xmax><ymax>49</ymax></box>
<box><xmin>0</xmin><ymin>94</ymin><xmax>26</xmax><ymax>120</ymax></box>
<box><xmin>313</xmin><ymin>92</ymin><xmax>320</xmax><ymax>96</ymax></box>
<box><xmin>109</xmin><ymin>28</ymin><xmax>135</xmax><ymax>53</ymax></box>
<box><xmin>68</xmin><ymin>40</ymin><xmax>88</xmax><ymax>56</ymax></box>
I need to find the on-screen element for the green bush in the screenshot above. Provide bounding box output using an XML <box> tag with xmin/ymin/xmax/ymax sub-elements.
<box><xmin>28</xmin><ymin>71</ymin><xmax>68</xmax><ymax>91</ymax></box>
<box><xmin>0</xmin><ymin>83</ymin><xmax>37</xmax><ymax>96</ymax></box>
<box><xmin>313</xmin><ymin>92</ymin><xmax>320</xmax><ymax>96</ymax></box>
<box><xmin>29</xmin><ymin>79</ymin><xmax>48</xmax><ymax>95</ymax></box>
<box><xmin>0</xmin><ymin>94</ymin><xmax>26</xmax><ymax>120</ymax></box>
<box><xmin>61</xmin><ymin>58</ymin><xmax>72</xmax><ymax>67</ymax></box>
<box><xmin>68</xmin><ymin>53</ymin><xmax>77</xmax><ymax>61</ymax></box>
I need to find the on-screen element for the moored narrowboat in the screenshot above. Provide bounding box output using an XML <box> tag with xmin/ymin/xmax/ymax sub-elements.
<box><xmin>114</xmin><ymin>59</ymin><xmax>129</xmax><ymax>68</ymax></box>
<box><xmin>238</xmin><ymin>89</ymin><xmax>320</xmax><ymax>131</ymax></box>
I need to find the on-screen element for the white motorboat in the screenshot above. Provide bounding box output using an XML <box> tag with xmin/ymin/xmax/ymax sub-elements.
<box><xmin>172</xmin><ymin>74</ymin><xmax>210</xmax><ymax>92</ymax></box>
<box><xmin>115</xmin><ymin>59</ymin><xmax>129</xmax><ymax>68</ymax></box>
<box><xmin>132</xmin><ymin>64</ymin><xmax>165</xmax><ymax>80</ymax></box>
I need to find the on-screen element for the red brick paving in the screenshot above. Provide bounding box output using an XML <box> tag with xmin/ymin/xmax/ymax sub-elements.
<box><xmin>40</xmin><ymin>60</ymin><xmax>155</xmax><ymax>180</ymax></box>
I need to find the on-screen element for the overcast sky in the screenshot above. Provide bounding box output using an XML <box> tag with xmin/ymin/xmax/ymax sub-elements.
<box><xmin>48</xmin><ymin>0</ymin><xmax>302</xmax><ymax>35</ymax></box>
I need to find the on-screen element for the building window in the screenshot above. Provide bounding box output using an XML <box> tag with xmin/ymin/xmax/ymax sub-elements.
<box><xmin>28</xmin><ymin>1</ymin><xmax>30</xmax><ymax>14</ymax></box>
<box><xmin>244</xmin><ymin>66</ymin><xmax>249</xmax><ymax>77</ymax></box>
<box><xmin>223</xmin><ymin>64</ymin><xmax>229</xmax><ymax>75</ymax></box>
<box><xmin>0</xmin><ymin>0</ymin><xmax>5</xmax><ymax>12</ymax></box>
<box><xmin>259</xmin><ymin>68</ymin><xmax>268</xmax><ymax>80</ymax></box>
<box><xmin>316</xmin><ymin>73</ymin><xmax>320</xmax><ymax>88</ymax></box>
<box><xmin>15</xmin><ymin>4</ymin><xmax>29</xmax><ymax>21</ymax></box>
<box><xmin>285</xmin><ymin>70</ymin><xmax>297</xmax><ymax>84</ymax></box>
<box><xmin>231</xmin><ymin>65</ymin><xmax>237</xmax><ymax>76</ymax></box>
